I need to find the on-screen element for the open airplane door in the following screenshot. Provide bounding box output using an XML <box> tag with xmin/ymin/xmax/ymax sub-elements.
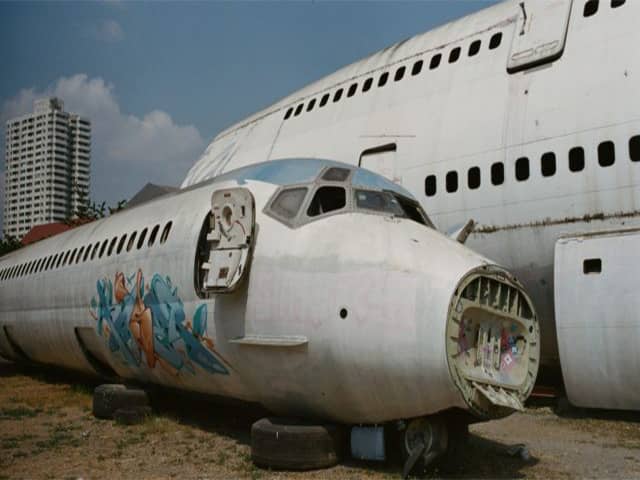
<box><xmin>200</xmin><ymin>188</ymin><xmax>255</xmax><ymax>292</ymax></box>
<box><xmin>507</xmin><ymin>0</ymin><xmax>573</xmax><ymax>73</ymax></box>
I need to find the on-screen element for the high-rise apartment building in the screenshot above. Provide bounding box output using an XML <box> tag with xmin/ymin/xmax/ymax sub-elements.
<box><xmin>3</xmin><ymin>98</ymin><xmax>91</xmax><ymax>239</ymax></box>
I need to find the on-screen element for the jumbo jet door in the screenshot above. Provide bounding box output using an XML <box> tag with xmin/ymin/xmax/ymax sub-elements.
<box><xmin>507</xmin><ymin>0</ymin><xmax>573</xmax><ymax>73</ymax></box>
<box><xmin>199</xmin><ymin>188</ymin><xmax>255</xmax><ymax>293</ymax></box>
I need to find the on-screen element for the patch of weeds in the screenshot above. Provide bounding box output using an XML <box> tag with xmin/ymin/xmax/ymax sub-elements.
<box><xmin>2</xmin><ymin>439</ymin><xmax>18</xmax><ymax>449</ymax></box>
<box><xmin>0</xmin><ymin>406</ymin><xmax>42</xmax><ymax>419</ymax></box>
<box><xmin>215</xmin><ymin>451</ymin><xmax>229</xmax><ymax>466</ymax></box>
<box><xmin>97</xmin><ymin>454</ymin><xmax>106</xmax><ymax>462</ymax></box>
<box><xmin>13</xmin><ymin>450</ymin><xmax>28</xmax><ymax>458</ymax></box>
<box><xmin>250</xmin><ymin>464</ymin><xmax>263</xmax><ymax>480</ymax></box>
<box><xmin>34</xmin><ymin>424</ymin><xmax>77</xmax><ymax>451</ymax></box>
<box><xmin>116</xmin><ymin>434</ymin><xmax>145</xmax><ymax>450</ymax></box>
<box><xmin>71</xmin><ymin>384</ymin><xmax>93</xmax><ymax>396</ymax></box>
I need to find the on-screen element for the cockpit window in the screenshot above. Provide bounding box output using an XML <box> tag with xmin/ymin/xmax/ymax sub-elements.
<box><xmin>355</xmin><ymin>190</ymin><xmax>406</xmax><ymax>217</ymax></box>
<box><xmin>307</xmin><ymin>186</ymin><xmax>346</xmax><ymax>217</ymax></box>
<box><xmin>271</xmin><ymin>187</ymin><xmax>308</xmax><ymax>219</ymax></box>
<box><xmin>322</xmin><ymin>167</ymin><xmax>351</xmax><ymax>182</ymax></box>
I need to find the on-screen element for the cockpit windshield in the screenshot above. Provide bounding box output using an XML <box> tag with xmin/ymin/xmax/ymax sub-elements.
<box><xmin>213</xmin><ymin>158</ymin><xmax>432</xmax><ymax>228</ymax></box>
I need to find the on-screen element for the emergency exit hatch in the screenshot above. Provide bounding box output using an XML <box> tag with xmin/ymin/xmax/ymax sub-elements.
<box><xmin>199</xmin><ymin>188</ymin><xmax>255</xmax><ymax>293</ymax></box>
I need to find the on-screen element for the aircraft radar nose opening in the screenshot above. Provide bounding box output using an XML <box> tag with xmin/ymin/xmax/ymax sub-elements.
<box><xmin>445</xmin><ymin>266</ymin><xmax>540</xmax><ymax>419</ymax></box>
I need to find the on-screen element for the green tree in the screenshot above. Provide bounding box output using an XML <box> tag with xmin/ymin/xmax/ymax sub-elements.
<box><xmin>0</xmin><ymin>235</ymin><xmax>23</xmax><ymax>256</ymax></box>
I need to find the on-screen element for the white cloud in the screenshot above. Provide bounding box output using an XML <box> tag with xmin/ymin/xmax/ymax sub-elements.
<box><xmin>0</xmin><ymin>74</ymin><xmax>205</xmax><ymax>220</ymax></box>
<box><xmin>94</xmin><ymin>19</ymin><xmax>125</xmax><ymax>43</ymax></box>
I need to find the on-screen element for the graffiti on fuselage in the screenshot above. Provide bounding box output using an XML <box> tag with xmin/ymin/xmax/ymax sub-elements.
<box><xmin>90</xmin><ymin>269</ymin><xmax>230</xmax><ymax>376</ymax></box>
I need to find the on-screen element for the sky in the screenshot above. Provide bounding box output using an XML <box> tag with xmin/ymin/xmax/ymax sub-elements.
<box><xmin>0</xmin><ymin>0</ymin><xmax>499</xmax><ymax>234</ymax></box>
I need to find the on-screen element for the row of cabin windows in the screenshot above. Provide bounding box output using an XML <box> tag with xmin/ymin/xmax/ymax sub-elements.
<box><xmin>0</xmin><ymin>221</ymin><xmax>173</xmax><ymax>282</ymax></box>
<box><xmin>283</xmin><ymin>31</ymin><xmax>503</xmax><ymax>121</ymax></box>
<box><xmin>584</xmin><ymin>0</ymin><xmax>626</xmax><ymax>17</ymax></box>
<box><xmin>425</xmin><ymin>135</ymin><xmax>640</xmax><ymax>196</ymax></box>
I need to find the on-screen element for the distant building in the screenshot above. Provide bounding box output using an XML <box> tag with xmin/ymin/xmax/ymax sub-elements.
<box><xmin>3</xmin><ymin>98</ymin><xmax>91</xmax><ymax>239</ymax></box>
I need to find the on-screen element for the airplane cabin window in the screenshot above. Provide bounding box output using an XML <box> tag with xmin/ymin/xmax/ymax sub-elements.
<box><xmin>294</xmin><ymin>104</ymin><xmax>303</xmax><ymax>116</ymax></box>
<box><xmin>333</xmin><ymin>89</ymin><xmax>343</xmax><ymax>102</ymax></box>
<box><xmin>127</xmin><ymin>232</ymin><xmax>137</xmax><ymax>252</ymax></box>
<box><xmin>99</xmin><ymin>239</ymin><xmax>108</xmax><ymax>258</ymax></box>
<box><xmin>160</xmin><ymin>222</ymin><xmax>172</xmax><ymax>244</ymax></box>
<box><xmin>430</xmin><ymin>54</ymin><xmax>442</xmax><ymax>70</ymax></box>
<box><xmin>69</xmin><ymin>249</ymin><xmax>78</xmax><ymax>264</ymax></box>
<box><xmin>148</xmin><ymin>225</ymin><xmax>160</xmax><ymax>247</ymax></box>
<box><xmin>541</xmin><ymin>152</ymin><xmax>557</xmax><ymax>177</ymax></box>
<box><xmin>412</xmin><ymin>60</ymin><xmax>423</xmax><ymax>76</ymax></box>
<box><xmin>489</xmin><ymin>32</ymin><xmax>502</xmax><ymax>50</ymax></box>
<box><xmin>284</xmin><ymin>108</ymin><xmax>292</xmax><ymax>120</ymax></box>
<box><xmin>322</xmin><ymin>167</ymin><xmax>351</xmax><ymax>182</ymax></box>
<box><xmin>107</xmin><ymin>236</ymin><xmax>117</xmax><ymax>256</ymax></box>
<box><xmin>569</xmin><ymin>147</ymin><xmax>585</xmax><ymax>171</ymax></box>
<box><xmin>362</xmin><ymin>78</ymin><xmax>373</xmax><ymax>92</ymax></box>
<box><xmin>584</xmin><ymin>0</ymin><xmax>599</xmax><ymax>17</ymax></box>
<box><xmin>306</xmin><ymin>99</ymin><xmax>316</xmax><ymax>112</ymax></box>
<box><xmin>516</xmin><ymin>157</ymin><xmax>530</xmax><ymax>181</ymax></box>
<box><xmin>271</xmin><ymin>187</ymin><xmax>308</xmax><ymax>219</ymax></box>
<box><xmin>76</xmin><ymin>246</ymin><xmax>84</xmax><ymax>264</ymax></box>
<box><xmin>449</xmin><ymin>47</ymin><xmax>461</xmax><ymax>63</ymax></box>
<box><xmin>117</xmin><ymin>234</ymin><xmax>127</xmax><ymax>254</ymax></box>
<box><xmin>611</xmin><ymin>0</ymin><xmax>625</xmax><ymax>7</ymax></box>
<box><xmin>629</xmin><ymin>136</ymin><xmax>640</xmax><ymax>162</ymax></box>
<box><xmin>307</xmin><ymin>186</ymin><xmax>346</xmax><ymax>217</ymax></box>
<box><xmin>469</xmin><ymin>40</ymin><xmax>481</xmax><ymax>57</ymax></box>
<box><xmin>583</xmin><ymin>258</ymin><xmax>602</xmax><ymax>274</ymax></box>
<box><xmin>83</xmin><ymin>244</ymin><xmax>92</xmax><ymax>262</ymax></box>
<box><xmin>354</xmin><ymin>190</ymin><xmax>406</xmax><ymax>217</ymax></box>
<box><xmin>446</xmin><ymin>171</ymin><xmax>458</xmax><ymax>193</ymax></box>
<box><xmin>378</xmin><ymin>72</ymin><xmax>389</xmax><ymax>87</ymax></box>
<box><xmin>137</xmin><ymin>228</ymin><xmax>148</xmax><ymax>249</ymax></box>
<box><xmin>394</xmin><ymin>66</ymin><xmax>406</xmax><ymax>82</ymax></box>
<box><xmin>56</xmin><ymin>252</ymin><xmax>64</xmax><ymax>268</ymax></box>
<box><xmin>62</xmin><ymin>251</ymin><xmax>70</xmax><ymax>267</ymax></box>
<box><xmin>425</xmin><ymin>175</ymin><xmax>437</xmax><ymax>197</ymax></box>
<box><xmin>348</xmin><ymin>83</ymin><xmax>357</xmax><ymax>97</ymax></box>
<box><xmin>491</xmin><ymin>162</ymin><xmax>504</xmax><ymax>185</ymax></box>
<box><xmin>320</xmin><ymin>94</ymin><xmax>330</xmax><ymax>107</ymax></box>
<box><xmin>598</xmin><ymin>141</ymin><xmax>615</xmax><ymax>167</ymax></box>
<box><xmin>468</xmin><ymin>167</ymin><xmax>481</xmax><ymax>189</ymax></box>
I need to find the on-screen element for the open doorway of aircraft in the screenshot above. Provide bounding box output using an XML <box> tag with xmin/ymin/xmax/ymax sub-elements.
<box><xmin>0</xmin><ymin>159</ymin><xmax>540</xmax><ymax>473</ymax></box>
<box><xmin>182</xmin><ymin>0</ymin><xmax>640</xmax><ymax>412</ymax></box>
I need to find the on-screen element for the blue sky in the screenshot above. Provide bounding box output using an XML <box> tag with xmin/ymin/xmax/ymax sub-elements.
<box><xmin>0</xmin><ymin>0</ymin><xmax>499</xmax><ymax>234</ymax></box>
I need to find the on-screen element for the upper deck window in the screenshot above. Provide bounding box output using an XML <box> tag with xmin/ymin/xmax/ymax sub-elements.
<box><xmin>394</xmin><ymin>66</ymin><xmax>406</xmax><ymax>82</ymax></box>
<box><xmin>468</xmin><ymin>40</ymin><xmax>481</xmax><ymax>57</ymax></box>
<box><xmin>516</xmin><ymin>157</ymin><xmax>530</xmax><ymax>181</ymax></box>
<box><xmin>306</xmin><ymin>99</ymin><xmax>316</xmax><ymax>112</ymax></box>
<box><xmin>333</xmin><ymin>89</ymin><xmax>343</xmax><ymax>103</ymax></box>
<box><xmin>294</xmin><ymin>104</ymin><xmax>303</xmax><ymax>116</ymax></box>
<box><xmin>378</xmin><ymin>72</ymin><xmax>389</xmax><ymax>87</ymax></box>
<box><xmin>347</xmin><ymin>83</ymin><xmax>358</xmax><ymax>97</ymax></box>
<box><xmin>569</xmin><ymin>147</ymin><xmax>585</xmax><ymax>171</ymax></box>
<box><xmin>412</xmin><ymin>60</ymin><xmax>423</xmax><ymax>76</ymax></box>
<box><xmin>629</xmin><ymin>136</ymin><xmax>640</xmax><ymax>162</ymax></box>
<box><xmin>541</xmin><ymin>152</ymin><xmax>557</xmax><ymax>177</ymax></box>
<box><xmin>320</xmin><ymin>94</ymin><xmax>330</xmax><ymax>107</ymax></box>
<box><xmin>430</xmin><ymin>54</ymin><xmax>442</xmax><ymax>70</ymax></box>
<box><xmin>362</xmin><ymin>78</ymin><xmax>373</xmax><ymax>93</ymax></box>
<box><xmin>449</xmin><ymin>47</ymin><xmax>461</xmax><ymax>63</ymax></box>
<box><xmin>491</xmin><ymin>162</ymin><xmax>504</xmax><ymax>185</ymax></box>
<box><xmin>489</xmin><ymin>32</ymin><xmax>502</xmax><ymax>50</ymax></box>
<box><xmin>611</xmin><ymin>0</ymin><xmax>625</xmax><ymax>8</ymax></box>
<box><xmin>584</xmin><ymin>0</ymin><xmax>599</xmax><ymax>17</ymax></box>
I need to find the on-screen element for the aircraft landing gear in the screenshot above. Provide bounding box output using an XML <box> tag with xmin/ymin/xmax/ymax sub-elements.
<box><xmin>400</xmin><ymin>415</ymin><xmax>469</xmax><ymax>478</ymax></box>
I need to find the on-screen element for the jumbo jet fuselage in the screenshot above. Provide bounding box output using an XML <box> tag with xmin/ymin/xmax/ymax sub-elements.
<box><xmin>183</xmin><ymin>0</ymin><xmax>640</xmax><ymax>379</ymax></box>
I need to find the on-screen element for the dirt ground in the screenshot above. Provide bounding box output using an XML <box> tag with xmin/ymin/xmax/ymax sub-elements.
<box><xmin>1</xmin><ymin>360</ymin><xmax>639</xmax><ymax>479</ymax></box>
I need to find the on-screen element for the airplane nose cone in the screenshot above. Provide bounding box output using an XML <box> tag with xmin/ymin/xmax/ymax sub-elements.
<box><xmin>445</xmin><ymin>265</ymin><xmax>540</xmax><ymax>419</ymax></box>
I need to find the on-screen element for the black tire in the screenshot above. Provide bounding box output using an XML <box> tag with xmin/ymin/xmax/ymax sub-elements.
<box><xmin>251</xmin><ymin>417</ymin><xmax>347</xmax><ymax>470</ymax></box>
<box><xmin>114</xmin><ymin>406</ymin><xmax>152</xmax><ymax>425</ymax></box>
<box><xmin>92</xmin><ymin>384</ymin><xmax>149</xmax><ymax>420</ymax></box>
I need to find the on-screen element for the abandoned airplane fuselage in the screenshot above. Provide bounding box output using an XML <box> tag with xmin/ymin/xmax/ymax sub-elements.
<box><xmin>181</xmin><ymin>0</ymin><xmax>640</xmax><ymax>410</ymax></box>
<box><xmin>0</xmin><ymin>160</ymin><xmax>539</xmax><ymax>429</ymax></box>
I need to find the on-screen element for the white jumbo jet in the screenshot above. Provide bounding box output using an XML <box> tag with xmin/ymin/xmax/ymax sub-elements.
<box><xmin>0</xmin><ymin>159</ymin><xmax>540</xmax><ymax>471</ymax></box>
<box><xmin>182</xmin><ymin>0</ymin><xmax>640</xmax><ymax>411</ymax></box>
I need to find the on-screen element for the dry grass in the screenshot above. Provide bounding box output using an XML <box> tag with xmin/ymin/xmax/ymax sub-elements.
<box><xmin>1</xmin><ymin>360</ymin><xmax>638</xmax><ymax>479</ymax></box>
